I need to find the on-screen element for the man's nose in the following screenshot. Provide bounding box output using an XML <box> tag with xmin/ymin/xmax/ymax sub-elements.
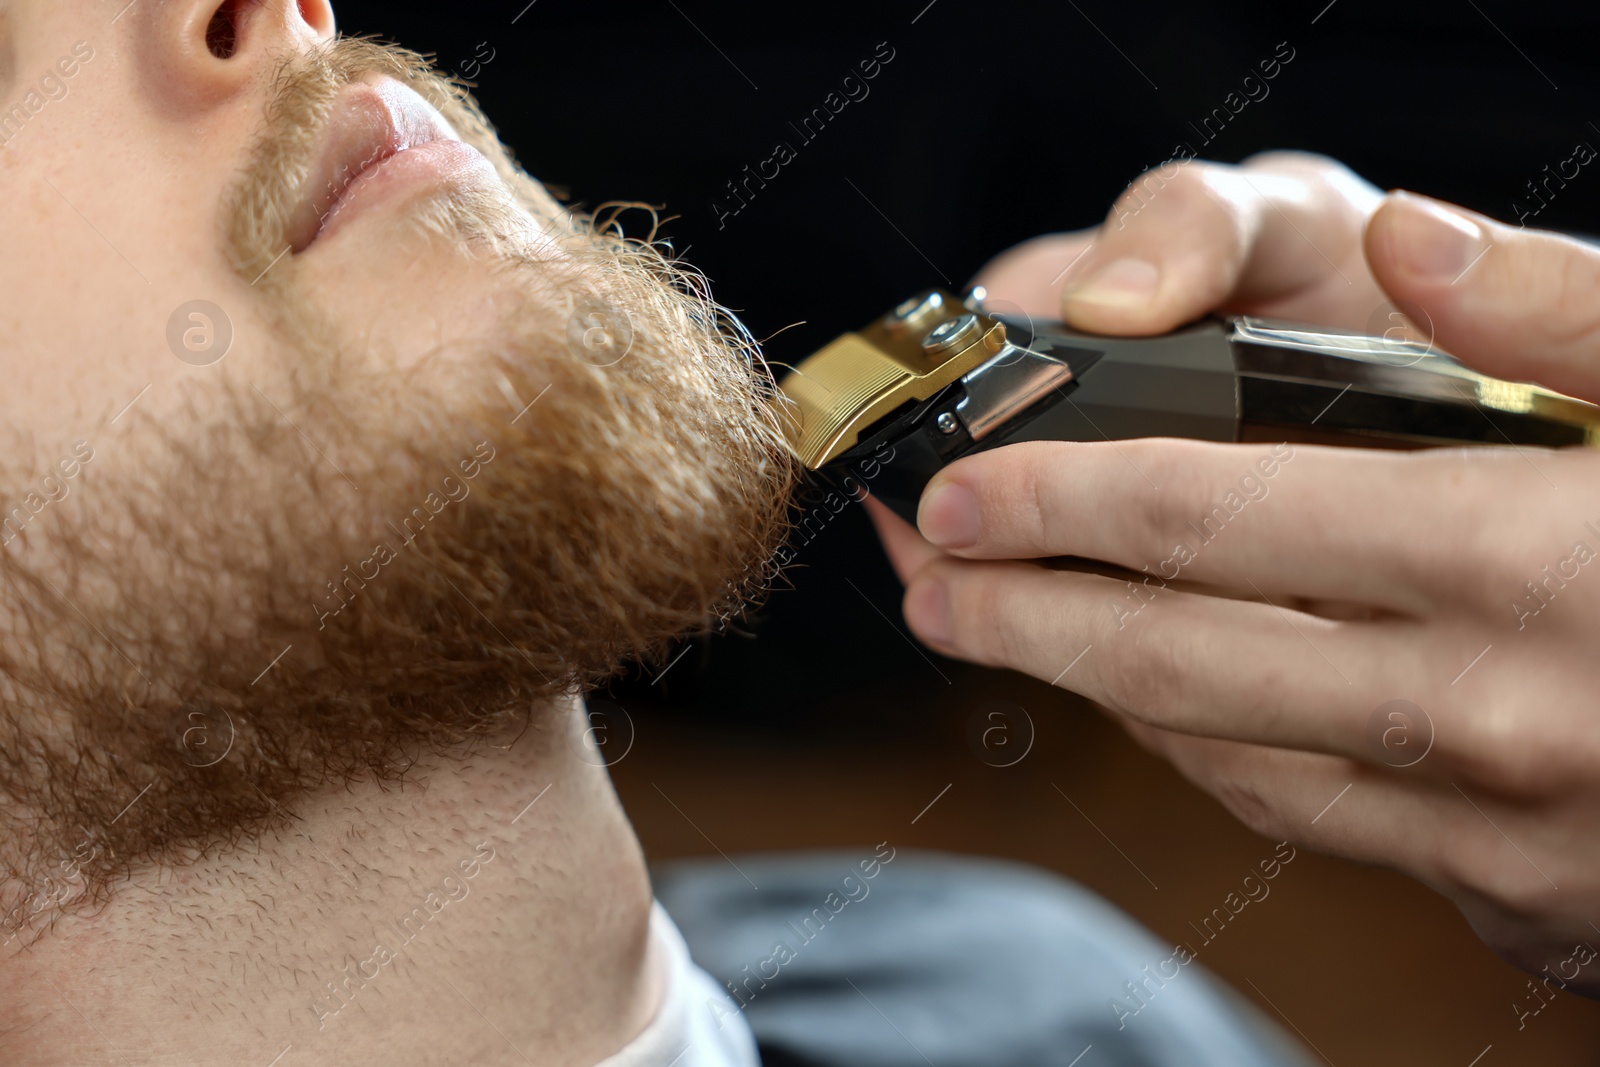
<box><xmin>141</xmin><ymin>0</ymin><xmax>337</xmax><ymax>109</ymax></box>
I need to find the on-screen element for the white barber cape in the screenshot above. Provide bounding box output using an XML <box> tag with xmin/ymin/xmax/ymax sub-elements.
<box><xmin>595</xmin><ymin>902</ymin><xmax>760</xmax><ymax>1067</ymax></box>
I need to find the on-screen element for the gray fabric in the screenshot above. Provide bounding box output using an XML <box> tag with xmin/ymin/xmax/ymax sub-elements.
<box><xmin>655</xmin><ymin>851</ymin><xmax>1317</xmax><ymax>1067</ymax></box>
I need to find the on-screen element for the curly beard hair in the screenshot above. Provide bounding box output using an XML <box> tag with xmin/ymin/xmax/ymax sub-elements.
<box><xmin>0</xmin><ymin>37</ymin><xmax>798</xmax><ymax>946</ymax></box>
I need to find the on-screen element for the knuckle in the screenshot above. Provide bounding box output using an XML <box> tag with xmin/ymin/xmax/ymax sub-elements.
<box><xmin>978</xmin><ymin>585</ymin><xmax>1029</xmax><ymax>667</ymax></box>
<box><xmin>1092</xmin><ymin>648</ymin><xmax>1149</xmax><ymax>717</ymax></box>
<box><xmin>1240</xmin><ymin>149</ymin><xmax>1353</xmax><ymax>181</ymax></box>
<box><xmin>1211</xmin><ymin>774</ymin><xmax>1287</xmax><ymax>840</ymax></box>
<box><xmin>1439</xmin><ymin>531</ymin><xmax>1524</xmax><ymax>611</ymax></box>
<box><xmin>1009</xmin><ymin>445</ymin><xmax>1060</xmax><ymax>552</ymax></box>
<box><xmin>1446</xmin><ymin>694</ymin><xmax>1585</xmax><ymax>795</ymax></box>
<box><xmin>1127</xmin><ymin>442</ymin><xmax>1215</xmax><ymax>556</ymax></box>
<box><xmin>1240</xmin><ymin>151</ymin><xmax>1382</xmax><ymax>206</ymax></box>
<box><xmin>945</xmin><ymin>565</ymin><xmax>1024</xmax><ymax>667</ymax></box>
<box><xmin>1107</xmin><ymin>160</ymin><xmax>1231</xmax><ymax>224</ymax></box>
<box><xmin>1390</xmin><ymin>451</ymin><xmax>1536</xmax><ymax>605</ymax></box>
<box><xmin>1474</xmin><ymin>522</ymin><xmax>1539</xmax><ymax>597</ymax></box>
<box><xmin>1099</xmin><ymin>621</ymin><xmax>1187</xmax><ymax>722</ymax></box>
<box><xmin>1544</xmin><ymin>243</ymin><xmax>1600</xmax><ymax>347</ymax></box>
<box><xmin>1149</xmin><ymin>731</ymin><xmax>1295</xmax><ymax>842</ymax></box>
<box><xmin>1240</xmin><ymin>148</ymin><xmax>1333</xmax><ymax>169</ymax></box>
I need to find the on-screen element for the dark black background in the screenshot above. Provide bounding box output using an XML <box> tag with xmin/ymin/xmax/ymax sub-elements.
<box><xmin>335</xmin><ymin>0</ymin><xmax>1600</xmax><ymax>726</ymax></box>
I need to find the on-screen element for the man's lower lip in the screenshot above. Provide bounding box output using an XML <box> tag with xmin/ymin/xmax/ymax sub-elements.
<box><xmin>309</xmin><ymin>140</ymin><xmax>494</xmax><ymax>247</ymax></box>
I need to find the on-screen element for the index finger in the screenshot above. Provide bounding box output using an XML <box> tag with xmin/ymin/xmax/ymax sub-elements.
<box><xmin>914</xmin><ymin>438</ymin><xmax>1570</xmax><ymax>615</ymax></box>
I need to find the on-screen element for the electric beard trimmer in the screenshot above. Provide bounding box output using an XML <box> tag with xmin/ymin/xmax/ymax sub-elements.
<box><xmin>777</xmin><ymin>289</ymin><xmax>1600</xmax><ymax>526</ymax></box>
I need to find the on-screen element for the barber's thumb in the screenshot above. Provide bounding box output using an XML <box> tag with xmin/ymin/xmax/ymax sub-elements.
<box><xmin>1366</xmin><ymin>191</ymin><xmax>1600</xmax><ymax>403</ymax></box>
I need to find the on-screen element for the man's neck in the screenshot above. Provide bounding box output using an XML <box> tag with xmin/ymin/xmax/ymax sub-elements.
<box><xmin>1</xmin><ymin>699</ymin><xmax>661</xmax><ymax>1067</ymax></box>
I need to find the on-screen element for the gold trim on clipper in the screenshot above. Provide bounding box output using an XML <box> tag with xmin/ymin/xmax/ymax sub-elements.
<box><xmin>778</xmin><ymin>290</ymin><xmax>1006</xmax><ymax>470</ymax></box>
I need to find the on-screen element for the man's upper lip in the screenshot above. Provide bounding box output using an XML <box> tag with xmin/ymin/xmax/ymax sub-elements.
<box><xmin>285</xmin><ymin>78</ymin><xmax>457</xmax><ymax>254</ymax></box>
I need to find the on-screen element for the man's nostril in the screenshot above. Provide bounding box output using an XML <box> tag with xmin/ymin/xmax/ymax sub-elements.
<box><xmin>205</xmin><ymin>0</ymin><xmax>246</xmax><ymax>60</ymax></box>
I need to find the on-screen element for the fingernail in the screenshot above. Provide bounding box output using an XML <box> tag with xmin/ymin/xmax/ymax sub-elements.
<box><xmin>1388</xmin><ymin>193</ymin><xmax>1486</xmax><ymax>281</ymax></box>
<box><xmin>1061</xmin><ymin>256</ymin><xmax>1161</xmax><ymax>310</ymax></box>
<box><xmin>918</xmin><ymin>481</ymin><xmax>981</xmax><ymax>549</ymax></box>
<box><xmin>905</xmin><ymin>578</ymin><xmax>952</xmax><ymax>646</ymax></box>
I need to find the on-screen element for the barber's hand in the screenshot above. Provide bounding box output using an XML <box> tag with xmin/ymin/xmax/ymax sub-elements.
<box><xmin>869</xmin><ymin>151</ymin><xmax>1600</xmax><ymax>994</ymax></box>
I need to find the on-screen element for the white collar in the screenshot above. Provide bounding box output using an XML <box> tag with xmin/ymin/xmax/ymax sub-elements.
<box><xmin>594</xmin><ymin>902</ymin><xmax>760</xmax><ymax>1067</ymax></box>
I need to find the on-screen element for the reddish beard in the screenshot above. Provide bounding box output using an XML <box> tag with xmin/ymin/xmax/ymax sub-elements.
<box><xmin>0</xmin><ymin>38</ymin><xmax>798</xmax><ymax>945</ymax></box>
